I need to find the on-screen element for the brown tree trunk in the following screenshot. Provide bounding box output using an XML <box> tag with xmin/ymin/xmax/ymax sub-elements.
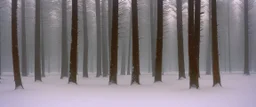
<box><xmin>195</xmin><ymin>0</ymin><xmax>201</xmax><ymax>78</ymax></box>
<box><xmin>212</xmin><ymin>0</ymin><xmax>221</xmax><ymax>87</ymax></box>
<box><xmin>68</xmin><ymin>0</ymin><xmax>78</xmax><ymax>84</ymax></box>
<box><xmin>188</xmin><ymin>0</ymin><xmax>199</xmax><ymax>89</ymax></box>
<box><xmin>154</xmin><ymin>0</ymin><xmax>163</xmax><ymax>83</ymax></box>
<box><xmin>176</xmin><ymin>0</ymin><xmax>186</xmax><ymax>79</ymax></box>
<box><xmin>12</xmin><ymin>0</ymin><xmax>24</xmax><ymax>89</ymax></box>
<box><xmin>109</xmin><ymin>0</ymin><xmax>118</xmax><ymax>85</ymax></box>
<box><xmin>35</xmin><ymin>0</ymin><xmax>42</xmax><ymax>82</ymax></box>
<box><xmin>131</xmin><ymin>0</ymin><xmax>140</xmax><ymax>85</ymax></box>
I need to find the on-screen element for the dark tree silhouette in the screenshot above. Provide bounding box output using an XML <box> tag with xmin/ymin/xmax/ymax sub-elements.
<box><xmin>82</xmin><ymin>0</ymin><xmax>89</xmax><ymax>78</ymax></box>
<box><xmin>154</xmin><ymin>0</ymin><xmax>163</xmax><ymax>83</ymax></box>
<box><xmin>131</xmin><ymin>0</ymin><xmax>140</xmax><ymax>85</ymax></box>
<box><xmin>61</xmin><ymin>0</ymin><xmax>69</xmax><ymax>79</ymax></box>
<box><xmin>176</xmin><ymin>0</ymin><xmax>186</xmax><ymax>79</ymax></box>
<box><xmin>109</xmin><ymin>0</ymin><xmax>118</xmax><ymax>85</ymax></box>
<box><xmin>243</xmin><ymin>0</ymin><xmax>250</xmax><ymax>75</ymax></box>
<box><xmin>68</xmin><ymin>0</ymin><xmax>78</xmax><ymax>84</ymax></box>
<box><xmin>195</xmin><ymin>0</ymin><xmax>201</xmax><ymax>78</ymax></box>
<box><xmin>96</xmin><ymin>0</ymin><xmax>102</xmax><ymax>77</ymax></box>
<box><xmin>188</xmin><ymin>0</ymin><xmax>199</xmax><ymax>89</ymax></box>
<box><xmin>212</xmin><ymin>0</ymin><xmax>222</xmax><ymax>87</ymax></box>
<box><xmin>21</xmin><ymin>0</ymin><xmax>28</xmax><ymax>77</ymax></box>
<box><xmin>35</xmin><ymin>0</ymin><xmax>42</xmax><ymax>82</ymax></box>
<box><xmin>12</xmin><ymin>0</ymin><xmax>23</xmax><ymax>89</ymax></box>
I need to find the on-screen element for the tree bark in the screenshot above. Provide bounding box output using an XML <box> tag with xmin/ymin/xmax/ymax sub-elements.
<box><xmin>195</xmin><ymin>0</ymin><xmax>201</xmax><ymax>78</ymax></box>
<box><xmin>188</xmin><ymin>0</ymin><xmax>199</xmax><ymax>89</ymax></box>
<box><xmin>41</xmin><ymin>15</ymin><xmax>45</xmax><ymax>77</ymax></box>
<box><xmin>96</xmin><ymin>0</ymin><xmax>102</xmax><ymax>77</ymax></box>
<box><xmin>12</xmin><ymin>0</ymin><xmax>24</xmax><ymax>89</ymax></box>
<box><xmin>109</xmin><ymin>0</ymin><xmax>118</xmax><ymax>85</ymax></box>
<box><xmin>21</xmin><ymin>0</ymin><xmax>28</xmax><ymax>77</ymax></box>
<box><xmin>212</xmin><ymin>0</ymin><xmax>222</xmax><ymax>87</ymax></box>
<box><xmin>227</xmin><ymin>0</ymin><xmax>231</xmax><ymax>73</ymax></box>
<box><xmin>131</xmin><ymin>0</ymin><xmax>140</xmax><ymax>85</ymax></box>
<box><xmin>150</xmin><ymin>0</ymin><xmax>156</xmax><ymax>77</ymax></box>
<box><xmin>244</xmin><ymin>0</ymin><xmax>250</xmax><ymax>75</ymax></box>
<box><xmin>68</xmin><ymin>0</ymin><xmax>78</xmax><ymax>84</ymax></box>
<box><xmin>61</xmin><ymin>0</ymin><xmax>69</xmax><ymax>79</ymax></box>
<box><xmin>82</xmin><ymin>0</ymin><xmax>88</xmax><ymax>78</ymax></box>
<box><xmin>35</xmin><ymin>0</ymin><xmax>42</xmax><ymax>82</ymax></box>
<box><xmin>154</xmin><ymin>0</ymin><xmax>163</xmax><ymax>83</ymax></box>
<box><xmin>176</xmin><ymin>0</ymin><xmax>186</xmax><ymax>79</ymax></box>
<box><xmin>102</xmin><ymin>0</ymin><xmax>109</xmax><ymax>77</ymax></box>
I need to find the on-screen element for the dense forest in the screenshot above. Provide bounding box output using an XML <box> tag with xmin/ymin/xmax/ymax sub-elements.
<box><xmin>0</xmin><ymin>0</ymin><xmax>256</xmax><ymax>89</ymax></box>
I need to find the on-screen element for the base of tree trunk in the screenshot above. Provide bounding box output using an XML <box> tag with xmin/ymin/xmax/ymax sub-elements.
<box><xmin>244</xmin><ymin>72</ymin><xmax>250</xmax><ymax>76</ymax></box>
<box><xmin>178</xmin><ymin>76</ymin><xmax>186</xmax><ymax>80</ymax></box>
<box><xmin>189</xmin><ymin>84</ymin><xmax>199</xmax><ymax>89</ymax></box>
<box><xmin>212</xmin><ymin>83</ymin><xmax>222</xmax><ymax>87</ymax></box>
<box><xmin>35</xmin><ymin>80</ymin><xmax>42</xmax><ymax>82</ymax></box>
<box><xmin>15</xmin><ymin>85</ymin><xmax>24</xmax><ymax>90</ymax></box>
<box><xmin>109</xmin><ymin>81</ymin><xmax>117</xmax><ymax>85</ymax></box>
<box><xmin>206</xmin><ymin>71</ymin><xmax>211</xmax><ymax>75</ymax></box>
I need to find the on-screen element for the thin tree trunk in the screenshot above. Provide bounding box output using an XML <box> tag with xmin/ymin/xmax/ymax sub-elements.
<box><xmin>21</xmin><ymin>0</ymin><xmax>27</xmax><ymax>77</ymax></box>
<box><xmin>108</xmin><ymin>0</ymin><xmax>113</xmax><ymax>59</ymax></box>
<box><xmin>68</xmin><ymin>0</ymin><xmax>78</xmax><ymax>84</ymax></box>
<box><xmin>41</xmin><ymin>18</ymin><xmax>45</xmax><ymax>77</ymax></box>
<box><xmin>227</xmin><ymin>0</ymin><xmax>231</xmax><ymax>73</ymax></box>
<box><xmin>96</xmin><ymin>0</ymin><xmax>102</xmax><ymax>77</ymax></box>
<box><xmin>131</xmin><ymin>0</ymin><xmax>140</xmax><ymax>85</ymax></box>
<box><xmin>195</xmin><ymin>0</ymin><xmax>201</xmax><ymax>78</ymax></box>
<box><xmin>83</xmin><ymin>0</ymin><xmax>88</xmax><ymax>78</ymax></box>
<box><xmin>12</xmin><ymin>0</ymin><xmax>24</xmax><ymax>89</ymax></box>
<box><xmin>109</xmin><ymin>0</ymin><xmax>118</xmax><ymax>85</ymax></box>
<box><xmin>212</xmin><ymin>0</ymin><xmax>221</xmax><ymax>87</ymax></box>
<box><xmin>154</xmin><ymin>0</ymin><xmax>163</xmax><ymax>83</ymax></box>
<box><xmin>127</xmin><ymin>24</ymin><xmax>132</xmax><ymax>75</ymax></box>
<box><xmin>176</xmin><ymin>0</ymin><xmax>186</xmax><ymax>79</ymax></box>
<box><xmin>188</xmin><ymin>0</ymin><xmax>199</xmax><ymax>89</ymax></box>
<box><xmin>102</xmin><ymin>0</ymin><xmax>109</xmax><ymax>77</ymax></box>
<box><xmin>206</xmin><ymin>0</ymin><xmax>212</xmax><ymax>75</ymax></box>
<box><xmin>121</xmin><ymin>40</ymin><xmax>126</xmax><ymax>75</ymax></box>
<box><xmin>35</xmin><ymin>0</ymin><xmax>42</xmax><ymax>82</ymax></box>
<box><xmin>61</xmin><ymin>0</ymin><xmax>68</xmax><ymax>79</ymax></box>
<box><xmin>244</xmin><ymin>0</ymin><xmax>250</xmax><ymax>75</ymax></box>
<box><xmin>150</xmin><ymin>0</ymin><xmax>156</xmax><ymax>77</ymax></box>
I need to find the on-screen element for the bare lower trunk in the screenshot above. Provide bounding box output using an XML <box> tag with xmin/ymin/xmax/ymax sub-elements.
<box><xmin>150</xmin><ymin>0</ymin><xmax>156</xmax><ymax>77</ymax></box>
<box><xmin>206</xmin><ymin>0</ymin><xmax>212</xmax><ymax>75</ymax></box>
<box><xmin>212</xmin><ymin>0</ymin><xmax>221</xmax><ymax>87</ymax></box>
<box><xmin>244</xmin><ymin>0</ymin><xmax>249</xmax><ymax>75</ymax></box>
<box><xmin>41</xmin><ymin>18</ymin><xmax>45</xmax><ymax>77</ymax></box>
<box><xmin>61</xmin><ymin>0</ymin><xmax>69</xmax><ymax>79</ymax></box>
<box><xmin>12</xmin><ymin>0</ymin><xmax>24</xmax><ymax>89</ymax></box>
<box><xmin>96</xmin><ymin>0</ymin><xmax>102</xmax><ymax>77</ymax></box>
<box><xmin>21</xmin><ymin>0</ymin><xmax>28</xmax><ymax>77</ymax></box>
<box><xmin>102</xmin><ymin>0</ymin><xmax>109</xmax><ymax>77</ymax></box>
<box><xmin>35</xmin><ymin>0</ymin><xmax>42</xmax><ymax>82</ymax></box>
<box><xmin>154</xmin><ymin>0</ymin><xmax>163</xmax><ymax>83</ymax></box>
<box><xmin>68</xmin><ymin>0</ymin><xmax>78</xmax><ymax>84</ymax></box>
<box><xmin>195</xmin><ymin>0</ymin><xmax>201</xmax><ymax>78</ymax></box>
<box><xmin>83</xmin><ymin>0</ymin><xmax>88</xmax><ymax>78</ymax></box>
<box><xmin>109</xmin><ymin>0</ymin><xmax>118</xmax><ymax>85</ymax></box>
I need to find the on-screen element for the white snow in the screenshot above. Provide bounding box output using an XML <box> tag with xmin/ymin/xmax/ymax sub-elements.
<box><xmin>0</xmin><ymin>72</ymin><xmax>256</xmax><ymax>107</ymax></box>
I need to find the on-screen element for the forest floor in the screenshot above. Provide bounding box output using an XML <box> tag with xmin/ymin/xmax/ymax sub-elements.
<box><xmin>0</xmin><ymin>72</ymin><xmax>256</xmax><ymax>107</ymax></box>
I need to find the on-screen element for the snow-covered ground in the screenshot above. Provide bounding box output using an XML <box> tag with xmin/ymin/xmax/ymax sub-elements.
<box><xmin>0</xmin><ymin>72</ymin><xmax>256</xmax><ymax>107</ymax></box>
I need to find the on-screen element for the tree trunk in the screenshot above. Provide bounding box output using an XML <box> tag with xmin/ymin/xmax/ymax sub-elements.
<box><xmin>35</xmin><ymin>0</ymin><xmax>42</xmax><ymax>82</ymax></box>
<box><xmin>102</xmin><ymin>0</ymin><xmax>109</xmax><ymax>77</ymax></box>
<box><xmin>12</xmin><ymin>0</ymin><xmax>24</xmax><ymax>89</ymax></box>
<box><xmin>61</xmin><ymin>0</ymin><xmax>69</xmax><ymax>79</ymax></box>
<box><xmin>244</xmin><ymin>0</ymin><xmax>249</xmax><ymax>75</ymax></box>
<box><xmin>176</xmin><ymin>0</ymin><xmax>186</xmax><ymax>79</ymax></box>
<box><xmin>127</xmin><ymin>25</ymin><xmax>132</xmax><ymax>75</ymax></box>
<box><xmin>21</xmin><ymin>0</ymin><xmax>28</xmax><ymax>77</ymax></box>
<box><xmin>131</xmin><ymin>0</ymin><xmax>140</xmax><ymax>85</ymax></box>
<box><xmin>212</xmin><ymin>0</ymin><xmax>221</xmax><ymax>87</ymax></box>
<box><xmin>68</xmin><ymin>0</ymin><xmax>78</xmax><ymax>84</ymax></box>
<box><xmin>154</xmin><ymin>0</ymin><xmax>163</xmax><ymax>83</ymax></box>
<box><xmin>41</xmin><ymin>17</ymin><xmax>45</xmax><ymax>77</ymax></box>
<box><xmin>227</xmin><ymin>0</ymin><xmax>231</xmax><ymax>73</ymax></box>
<box><xmin>195</xmin><ymin>0</ymin><xmax>201</xmax><ymax>78</ymax></box>
<box><xmin>82</xmin><ymin>0</ymin><xmax>88</xmax><ymax>78</ymax></box>
<box><xmin>206</xmin><ymin>0</ymin><xmax>212</xmax><ymax>75</ymax></box>
<box><xmin>188</xmin><ymin>0</ymin><xmax>199</xmax><ymax>89</ymax></box>
<box><xmin>121</xmin><ymin>40</ymin><xmax>126</xmax><ymax>75</ymax></box>
<box><xmin>109</xmin><ymin>0</ymin><xmax>118</xmax><ymax>85</ymax></box>
<box><xmin>150</xmin><ymin>0</ymin><xmax>156</xmax><ymax>77</ymax></box>
<box><xmin>108</xmin><ymin>0</ymin><xmax>113</xmax><ymax>59</ymax></box>
<box><xmin>96</xmin><ymin>0</ymin><xmax>102</xmax><ymax>77</ymax></box>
